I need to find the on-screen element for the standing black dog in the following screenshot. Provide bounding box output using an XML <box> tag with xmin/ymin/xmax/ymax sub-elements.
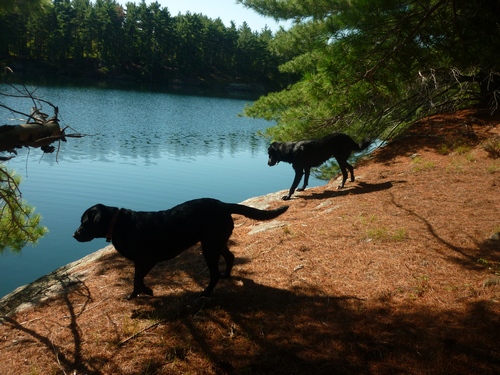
<box><xmin>73</xmin><ymin>198</ymin><xmax>288</xmax><ymax>299</ymax></box>
<box><xmin>268</xmin><ymin>132</ymin><xmax>371</xmax><ymax>200</ymax></box>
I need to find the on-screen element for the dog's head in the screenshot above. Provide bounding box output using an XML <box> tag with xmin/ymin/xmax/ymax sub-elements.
<box><xmin>267</xmin><ymin>142</ymin><xmax>281</xmax><ymax>166</ymax></box>
<box><xmin>73</xmin><ymin>204</ymin><xmax>114</xmax><ymax>242</ymax></box>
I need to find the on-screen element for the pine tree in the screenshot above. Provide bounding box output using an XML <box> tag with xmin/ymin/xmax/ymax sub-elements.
<box><xmin>239</xmin><ymin>0</ymin><xmax>500</xmax><ymax>140</ymax></box>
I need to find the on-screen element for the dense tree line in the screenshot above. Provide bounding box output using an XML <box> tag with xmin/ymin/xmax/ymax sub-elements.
<box><xmin>0</xmin><ymin>0</ymin><xmax>290</xmax><ymax>89</ymax></box>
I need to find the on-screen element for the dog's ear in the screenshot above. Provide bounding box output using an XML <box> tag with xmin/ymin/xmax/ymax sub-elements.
<box><xmin>83</xmin><ymin>204</ymin><xmax>104</xmax><ymax>224</ymax></box>
<box><xmin>93</xmin><ymin>204</ymin><xmax>110</xmax><ymax>223</ymax></box>
<box><xmin>269</xmin><ymin>142</ymin><xmax>279</xmax><ymax>152</ymax></box>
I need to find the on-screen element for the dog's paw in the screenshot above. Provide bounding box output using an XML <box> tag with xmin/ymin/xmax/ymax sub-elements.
<box><xmin>200</xmin><ymin>290</ymin><xmax>210</xmax><ymax>298</ymax></box>
<box><xmin>296</xmin><ymin>188</ymin><xmax>304</xmax><ymax>192</ymax></box>
<box><xmin>126</xmin><ymin>292</ymin><xmax>138</xmax><ymax>300</ymax></box>
<box><xmin>126</xmin><ymin>286</ymin><xmax>154</xmax><ymax>300</ymax></box>
<box><xmin>281</xmin><ymin>195</ymin><xmax>291</xmax><ymax>200</ymax></box>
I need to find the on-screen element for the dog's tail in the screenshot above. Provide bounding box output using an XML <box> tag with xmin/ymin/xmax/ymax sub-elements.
<box><xmin>227</xmin><ymin>204</ymin><xmax>289</xmax><ymax>221</ymax></box>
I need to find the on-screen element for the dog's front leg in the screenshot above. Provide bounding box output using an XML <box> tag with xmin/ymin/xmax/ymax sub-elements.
<box><xmin>297</xmin><ymin>168</ymin><xmax>310</xmax><ymax>192</ymax></box>
<box><xmin>284</xmin><ymin>168</ymin><xmax>304</xmax><ymax>200</ymax></box>
<box><xmin>337</xmin><ymin>161</ymin><xmax>349</xmax><ymax>189</ymax></box>
<box><xmin>127</xmin><ymin>261</ymin><xmax>155</xmax><ymax>300</ymax></box>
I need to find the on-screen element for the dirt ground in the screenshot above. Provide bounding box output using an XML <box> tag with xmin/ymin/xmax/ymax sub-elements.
<box><xmin>0</xmin><ymin>108</ymin><xmax>499</xmax><ymax>375</ymax></box>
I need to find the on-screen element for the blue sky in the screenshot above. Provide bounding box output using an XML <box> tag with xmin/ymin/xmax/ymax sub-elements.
<box><xmin>136</xmin><ymin>0</ymin><xmax>290</xmax><ymax>32</ymax></box>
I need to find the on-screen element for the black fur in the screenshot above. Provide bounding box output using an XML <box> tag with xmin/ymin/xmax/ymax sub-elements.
<box><xmin>73</xmin><ymin>198</ymin><xmax>288</xmax><ymax>299</ymax></box>
<box><xmin>268</xmin><ymin>133</ymin><xmax>371</xmax><ymax>200</ymax></box>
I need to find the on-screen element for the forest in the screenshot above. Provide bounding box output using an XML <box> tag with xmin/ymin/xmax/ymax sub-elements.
<box><xmin>0</xmin><ymin>0</ymin><xmax>291</xmax><ymax>90</ymax></box>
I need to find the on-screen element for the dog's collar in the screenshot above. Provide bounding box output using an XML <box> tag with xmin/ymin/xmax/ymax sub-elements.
<box><xmin>106</xmin><ymin>208</ymin><xmax>120</xmax><ymax>242</ymax></box>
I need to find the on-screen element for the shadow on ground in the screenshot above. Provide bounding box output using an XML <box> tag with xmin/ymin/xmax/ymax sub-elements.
<box><xmin>4</xmin><ymin>247</ymin><xmax>495</xmax><ymax>374</ymax></box>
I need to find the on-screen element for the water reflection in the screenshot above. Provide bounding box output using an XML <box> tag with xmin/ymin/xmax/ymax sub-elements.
<box><xmin>1</xmin><ymin>83</ymin><xmax>269</xmax><ymax>163</ymax></box>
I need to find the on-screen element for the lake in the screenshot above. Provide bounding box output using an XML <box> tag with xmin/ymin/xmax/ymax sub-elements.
<box><xmin>0</xmin><ymin>83</ymin><xmax>323</xmax><ymax>298</ymax></box>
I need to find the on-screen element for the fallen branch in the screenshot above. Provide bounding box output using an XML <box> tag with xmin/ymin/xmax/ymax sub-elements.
<box><xmin>0</xmin><ymin>120</ymin><xmax>64</xmax><ymax>151</ymax></box>
<box><xmin>118</xmin><ymin>320</ymin><xmax>166</xmax><ymax>347</ymax></box>
<box><xmin>0</xmin><ymin>81</ymin><xmax>90</xmax><ymax>158</ymax></box>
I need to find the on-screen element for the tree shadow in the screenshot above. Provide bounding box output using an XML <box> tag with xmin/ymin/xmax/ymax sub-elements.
<box><xmin>125</xmin><ymin>276</ymin><xmax>500</xmax><ymax>374</ymax></box>
<box><xmin>0</xmin><ymin>277</ymin><xmax>100</xmax><ymax>374</ymax></box>
<box><xmin>388</xmin><ymin>192</ymin><xmax>500</xmax><ymax>268</ymax></box>
<box><xmin>301</xmin><ymin>181</ymin><xmax>396</xmax><ymax>200</ymax></box>
<box><xmin>99</xmin><ymin>244</ymin><xmax>500</xmax><ymax>373</ymax></box>
<box><xmin>2</xmin><ymin>244</ymin><xmax>499</xmax><ymax>374</ymax></box>
<box><xmin>0</xmin><ymin>263</ymin><xmax>87</xmax><ymax>316</ymax></box>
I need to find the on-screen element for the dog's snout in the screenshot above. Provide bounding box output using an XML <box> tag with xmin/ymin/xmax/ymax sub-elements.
<box><xmin>268</xmin><ymin>158</ymin><xmax>277</xmax><ymax>166</ymax></box>
<box><xmin>72</xmin><ymin>227</ymin><xmax>88</xmax><ymax>242</ymax></box>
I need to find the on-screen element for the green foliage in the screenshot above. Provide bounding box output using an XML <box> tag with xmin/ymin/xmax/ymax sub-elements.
<box><xmin>411</xmin><ymin>156</ymin><xmax>436</xmax><ymax>172</ymax></box>
<box><xmin>483</xmin><ymin>136</ymin><xmax>500</xmax><ymax>159</ymax></box>
<box><xmin>240</xmin><ymin>0</ymin><xmax>500</xmax><ymax>141</ymax></box>
<box><xmin>0</xmin><ymin>165</ymin><xmax>48</xmax><ymax>253</ymax></box>
<box><xmin>312</xmin><ymin>161</ymin><xmax>341</xmax><ymax>181</ymax></box>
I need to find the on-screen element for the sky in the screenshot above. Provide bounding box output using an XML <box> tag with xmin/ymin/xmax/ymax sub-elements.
<box><xmin>136</xmin><ymin>0</ymin><xmax>290</xmax><ymax>32</ymax></box>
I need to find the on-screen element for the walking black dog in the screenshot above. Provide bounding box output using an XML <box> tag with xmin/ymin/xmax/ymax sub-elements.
<box><xmin>268</xmin><ymin>133</ymin><xmax>371</xmax><ymax>200</ymax></box>
<box><xmin>73</xmin><ymin>198</ymin><xmax>288</xmax><ymax>299</ymax></box>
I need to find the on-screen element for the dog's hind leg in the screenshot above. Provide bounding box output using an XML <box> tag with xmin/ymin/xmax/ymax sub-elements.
<box><xmin>336</xmin><ymin>160</ymin><xmax>355</xmax><ymax>188</ymax></box>
<box><xmin>128</xmin><ymin>260</ymin><xmax>155</xmax><ymax>300</ymax></box>
<box><xmin>346</xmin><ymin>161</ymin><xmax>355</xmax><ymax>182</ymax></box>
<box><xmin>220</xmin><ymin>246</ymin><xmax>235</xmax><ymax>278</ymax></box>
<box><xmin>200</xmin><ymin>243</ymin><xmax>223</xmax><ymax>297</ymax></box>
<box><xmin>296</xmin><ymin>167</ymin><xmax>310</xmax><ymax>192</ymax></box>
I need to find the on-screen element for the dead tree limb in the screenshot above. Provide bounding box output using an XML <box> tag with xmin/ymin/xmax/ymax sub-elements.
<box><xmin>0</xmin><ymin>83</ymin><xmax>87</xmax><ymax>158</ymax></box>
<box><xmin>0</xmin><ymin>120</ymin><xmax>64</xmax><ymax>151</ymax></box>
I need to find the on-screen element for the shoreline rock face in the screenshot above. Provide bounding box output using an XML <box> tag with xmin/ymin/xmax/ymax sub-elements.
<box><xmin>0</xmin><ymin>246</ymin><xmax>114</xmax><ymax>316</ymax></box>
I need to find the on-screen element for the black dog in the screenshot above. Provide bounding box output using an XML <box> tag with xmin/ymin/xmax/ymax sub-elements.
<box><xmin>268</xmin><ymin>133</ymin><xmax>371</xmax><ymax>200</ymax></box>
<box><xmin>73</xmin><ymin>198</ymin><xmax>288</xmax><ymax>299</ymax></box>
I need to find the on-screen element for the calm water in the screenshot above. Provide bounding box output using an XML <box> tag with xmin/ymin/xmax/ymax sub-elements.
<box><xmin>0</xmin><ymin>84</ymin><xmax>322</xmax><ymax>298</ymax></box>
